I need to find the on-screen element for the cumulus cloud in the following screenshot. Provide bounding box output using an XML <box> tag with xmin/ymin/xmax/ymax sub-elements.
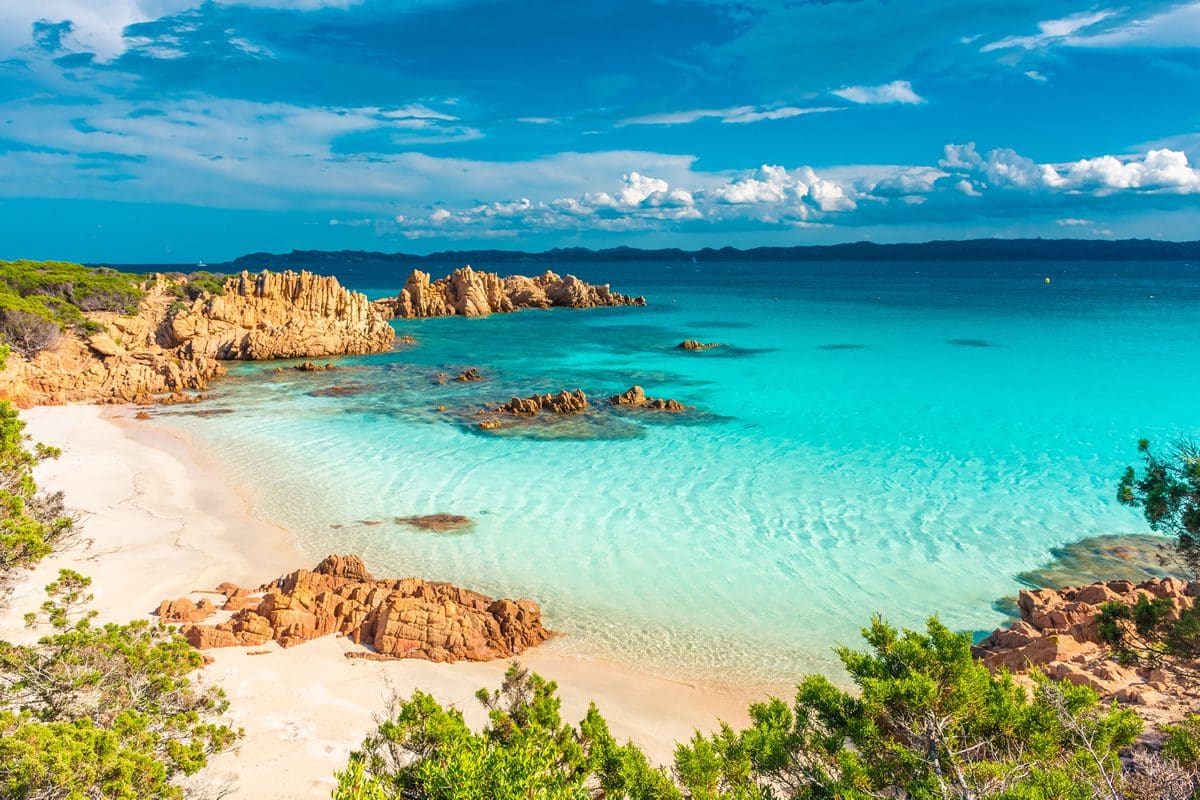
<box><xmin>392</xmin><ymin>144</ymin><xmax>1200</xmax><ymax>238</ymax></box>
<box><xmin>832</xmin><ymin>80</ymin><xmax>925</xmax><ymax>105</ymax></box>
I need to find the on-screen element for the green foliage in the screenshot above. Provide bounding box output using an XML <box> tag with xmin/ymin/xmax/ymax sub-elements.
<box><xmin>0</xmin><ymin>261</ymin><xmax>144</xmax><ymax>356</ymax></box>
<box><xmin>1097</xmin><ymin>595</ymin><xmax>1200</xmax><ymax>679</ymax></box>
<box><xmin>1118</xmin><ymin>437</ymin><xmax>1200</xmax><ymax>576</ymax></box>
<box><xmin>166</xmin><ymin>271</ymin><xmax>226</xmax><ymax>303</ymax></box>
<box><xmin>673</xmin><ymin>616</ymin><xmax>1142</xmax><ymax>800</ymax></box>
<box><xmin>337</xmin><ymin>621</ymin><xmax>1156</xmax><ymax>799</ymax></box>
<box><xmin>336</xmin><ymin>662</ymin><xmax>678</xmax><ymax>800</ymax></box>
<box><xmin>0</xmin><ymin>394</ymin><xmax>73</xmax><ymax>571</ymax></box>
<box><xmin>0</xmin><ymin>570</ymin><xmax>238</xmax><ymax>799</ymax></box>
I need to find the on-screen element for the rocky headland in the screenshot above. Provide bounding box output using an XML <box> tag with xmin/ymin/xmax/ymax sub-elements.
<box><xmin>373</xmin><ymin>266</ymin><xmax>645</xmax><ymax>318</ymax></box>
<box><xmin>167</xmin><ymin>554</ymin><xmax>550</xmax><ymax>663</ymax></box>
<box><xmin>974</xmin><ymin>576</ymin><xmax>1200</xmax><ymax>726</ymax></box>
<box><xmin>0</xmin><ymin>270</ymin><xmax>395</xmax><ymax>406</ymax></box>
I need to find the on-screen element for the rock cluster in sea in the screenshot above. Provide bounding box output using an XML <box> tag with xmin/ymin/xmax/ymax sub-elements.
<box><xmin>492</xmin><ymin>389</ymin><xmax>589</xmax><ymax>416</ymax></box>
<box><xmin>677</xmin><ymin>339</ymin><xmax>722</xmax><ymax>351</ymax></box>
<box><xmin>373</xmin><ymin>266</ymin><xmax>645</xmax><ymax>318</ymax></box>
<box><xmin>608</xmin><ymin>385</ymin><xmax>686</xmax><ymax>411</ymax></box>
<box><xmin>974</xmin><ymin>576</ymin><xmax>1200</xmax><ymax>725</ymax></box>
<box><xmin>0</xmin><ymin>270</ymin><xmax>395</xmax><ymax>407</ymax></box>
<box><xmin>171</xmin><ymin>555</ymin><xmax>550</xmax><ymax>663</ymax></box>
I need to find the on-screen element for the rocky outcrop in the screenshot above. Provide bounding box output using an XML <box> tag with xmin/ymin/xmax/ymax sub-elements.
<box><xmin>492</xmin><ymin>389</ymin><xmax>588</xmax><ymax>416</ymax></box>
<box><xmin>167</xmin><ymin>271</ymin><xmax>394</xmax><ymax>360</ymax></box>
<box><xmin>678</xmin><ymin>340</ymin><xmax>722</xmax><ymax>351</ymax></box>
<box><xmin>156</xmin><ymin>597</ymin><xmax>218</xmax><ymax>623</ymax></box>
<box><xmin>0</xmin><ymin>270</ymin><xmax>395</xmax><ymax>407</ymax></box>
<box><xmin>177</xmin><ymin>555</ymin><xmax>551</xmax><ymax>663</ymax></box>
<box><xmin>608</xmin><ymin>385</ymin><xmax>686</xmax><ymax>412</ymax></box>
<box><xmin>373</xmin><ymin>266</ymin><xmax>645</xmax><ymax>319</ymax></box>
<box><xmin>974</xmin><ymin>577</ymin><xmax>1200</xmax><ymax>723</ymax></box>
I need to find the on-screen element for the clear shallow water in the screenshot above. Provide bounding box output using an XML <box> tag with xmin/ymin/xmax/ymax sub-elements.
<box><xmin>157</xmin><ymin>260</ymin><xmax>1200</xmax><ymax>690</ymax></box>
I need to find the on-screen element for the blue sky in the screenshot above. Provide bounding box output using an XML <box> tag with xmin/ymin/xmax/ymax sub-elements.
<box><xmin>0</xmin><ymin>0</ymin><xmax>1198</xmax><ymax>262</ymax></box>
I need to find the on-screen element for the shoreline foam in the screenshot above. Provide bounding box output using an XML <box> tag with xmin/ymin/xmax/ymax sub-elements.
<box><xmin>0</xmin><ymin>404</ymin><xmax>755</xmax><ymax>798</ymax></box>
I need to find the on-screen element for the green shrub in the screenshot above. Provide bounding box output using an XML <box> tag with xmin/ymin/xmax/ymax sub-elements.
<box><xmin>0</xmin><ymin>261</ymin><xmax>145</xmax><ymax>357</ymax></box>
<box><xmin>336</xmin><ymin>619</ymin><xmax>1155</xmax><ymax>799</ymax></box>
<box><xmin>0</xmin><ymin>570</ymin><xmax>239</xmax><ymax>799</ymax></box>
<box><xmin>0</xmin><ymin>346</ymin><xmax>73</xmax><ymax>571</ymax></box>
<box><xmin>167</xmin><ymin>271</ymin><xmax>227</xmax><ymax>303</ymax></box>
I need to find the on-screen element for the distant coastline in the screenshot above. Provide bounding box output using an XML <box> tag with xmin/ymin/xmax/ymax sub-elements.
<box><xmin>157</xmin><ymin>238</ymin><xmax>1200</xmax><ymax>272</ymax></box>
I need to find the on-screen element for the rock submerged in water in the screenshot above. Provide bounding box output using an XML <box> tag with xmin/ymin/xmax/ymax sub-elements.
<box><xmin>608</xmin><ymin>385</ymin><xmax>686</xmax><ymax>412</ymax></box>
<box><xmin>493</xmin><ymin>389</ymin><xmax>589</xmax><ymax>416</ymax></box>
<box><xmin>372</xmin><ymin>266</ymin><xmax>645</xmax><ymax>319</ymax></box>
<box><xmin>294</xmin><ymin>361</ymin><xmax>336</xmax><ymax>372</ymax></box>
<box><xmin>455</xmin><ymin>367</ymin><xmax>483</xmax><ymax>382</ymax></box>
<box><xmin>176</xmin><ymin>555</ymin><xmax>551</xmax><ymax>662</ymax></box>
<box><xmin>677</xmin><ymin>340</ymin><xmax>722</xmax><ymax>351</ymax></box>
<box><xmin>395</xmin><ymin>513</ymin><xmax>473</xmax><ymax>532</ymax></box>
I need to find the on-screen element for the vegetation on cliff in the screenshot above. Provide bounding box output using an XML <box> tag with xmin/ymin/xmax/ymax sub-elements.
<box><xmin>0</xmin><ymin>261</ymin><xmax>144</xmax><ymax>357</ymax></box>
<box><xmin>0</xmin><ymin>571</ymin><xmax>238</xmax><ymax>799</ymax></box>
<box><xmin>335</xmin><ymin>618</ymin><xmax>1200</xmax><ymax>799</ymax></box>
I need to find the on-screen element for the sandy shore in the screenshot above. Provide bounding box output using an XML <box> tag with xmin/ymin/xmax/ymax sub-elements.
<box><xmin>0</xmin><ymin>405</ymin><xmax>755</xmax><ymax>798</ymax></box>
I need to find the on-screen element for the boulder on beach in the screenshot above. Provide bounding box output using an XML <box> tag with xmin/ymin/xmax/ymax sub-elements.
<box><xmin>176</xmin><ymin>554</ymin><xmax>551</xmax><ymax>662</ymax></box>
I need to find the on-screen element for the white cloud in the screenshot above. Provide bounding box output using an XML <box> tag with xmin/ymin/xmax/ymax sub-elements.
<box><xmin>1024</xmin><ymin>70</ymin><xmax>1048</xmax><ymax>82</ymax></box>
<box><xmin>832</xmin><ymin>80</ymin><xmax>925</xmax><ymax>105</ymax></box>
<box><xmin>1056</xmin><ymin>218</ymin><xmax>1093</xmax><ymax>226</ymax></box>
<box><xmin>619</xmin><ymin>105</ymin><xmax>836</xmax><ymax>126</ymax></box>
<box><xmin>1066</xmin><ymin>2</ymin><xmax>1200</xmax><ymax>48</ymax></box>
<box><xmin>1047</xmin><ymin>149</ymin><xmax>1200</xmax><ymax>191</ymax></box>
<box><xmin>981</xmin><ymin>10</ymin><xmax>1115</xmax><ymax>51</ymax></box>
<box><xmin>0</xmin><ymin>0</ymin><xmax>362</xmax><ymax>61</ymax></box>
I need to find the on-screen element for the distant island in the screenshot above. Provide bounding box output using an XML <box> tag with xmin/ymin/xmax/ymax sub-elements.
<box><xmin>196</xmin><ymin>238</ymin><xmax>1200</xmax><ymax>271</ymax></box>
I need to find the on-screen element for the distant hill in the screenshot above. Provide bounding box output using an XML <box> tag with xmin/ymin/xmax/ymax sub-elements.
<box><xmin>223</xmin><ymin>239</ymin><xmax>1200</xmax><ymax>270</ymax></box>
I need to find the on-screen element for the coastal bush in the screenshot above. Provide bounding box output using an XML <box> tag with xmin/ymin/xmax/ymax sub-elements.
<box><xmin>1118</xmin><ymin>437</ymin><xmax>1200</xmax><ymax>576</ymax></box>
<box><xmin>0</xmin><ymin>346</ymin><xmax>74</xmax><ymax>572</ymax></box>
<box><xmin>336</xmin><ymin>619</ymin><xmax>1159</xmax><ymax>799</ymax></box>
<box><xmin>0</xmin><ymin>261</ymin><xmax>144</xmax><ymax>356</ymax></box>
<box><xmin>168</xmin><ymin>271</ymin><xmax>227</xmax><ymax>302</ymax></box>
<box><xmin>332</xmin><ymin>662</ymin><xmax>678</xmax><ymax>800</ymax></box>
<box><xmin>0</xmin><ymin>309</ymin><xmax>62</xmax><ymax>359</ymax></box>
<box><xmin>1102</xmin><ymin>438</ymin><xmax>1200</xmax><ymax>678</ymax></box>
<box><xmin>0</xmin><ymin>570</ymin><xmax>239</xmax><ymax>799</ymax></box>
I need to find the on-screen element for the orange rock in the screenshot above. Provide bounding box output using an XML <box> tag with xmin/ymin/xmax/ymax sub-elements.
<box><xmin>177</xmin><ymin>555</ymin><xmax>551</xmax><ymax>663</ymax></box>
<box><xmin>156</xmin><ymin>597</ymin><xmax>217</xmax><ymax>623</ymax></box>
<box><xmin>373</xmin><ymin>266</ymin><xmax>644</xmax><ymax>319</ymax></box>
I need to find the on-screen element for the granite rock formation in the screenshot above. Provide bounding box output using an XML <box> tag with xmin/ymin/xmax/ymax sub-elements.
<box><xmin>0</xmin><ymin>270</ymin><xmax>394</xmax><ymax>406</ymax></box>
<box><xmin>974</xmin><ymin>577</ymin><xmax>1200</xmax><ymax>724</ymax></box>
<box><xmin>678</xmin><ymin>340</ymin><xmax>722</xmax><ymax>351</ymax></box>
<box><xmin>178</xmin><ymin>555</ymin><xmax>550</xmax><ymax>663</ymax></box>
<box><xmin>373</xmin><ymin>266</ymin><xmax>645</xmax><ymax>319</ymax></box>
<box><xmin>608</xmin><ymin>385</ymin><xmax>686</xmax><ymax>412</ymax></box>
<box><xmin>492</xmin><ymin>389</ymin><xmax>589</xmax><ymax>416</ymax></box>
<box><xmin>166</xmin><ymin>271</ymin><xmax>394</xmax><ymax>360</ymax></box>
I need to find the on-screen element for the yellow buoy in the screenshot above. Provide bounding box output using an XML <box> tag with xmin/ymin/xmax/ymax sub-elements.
<box><xmin>1044</xmin><ymin>277</ymin><xmax>1051</xmax><ymax>284</ymax></box>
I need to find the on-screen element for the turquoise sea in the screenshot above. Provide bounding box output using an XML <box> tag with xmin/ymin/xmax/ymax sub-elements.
<box><xmin>157</xmin><ymin>260</ymin><xmax>1200</xmax><ymax>689</ymax></box>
